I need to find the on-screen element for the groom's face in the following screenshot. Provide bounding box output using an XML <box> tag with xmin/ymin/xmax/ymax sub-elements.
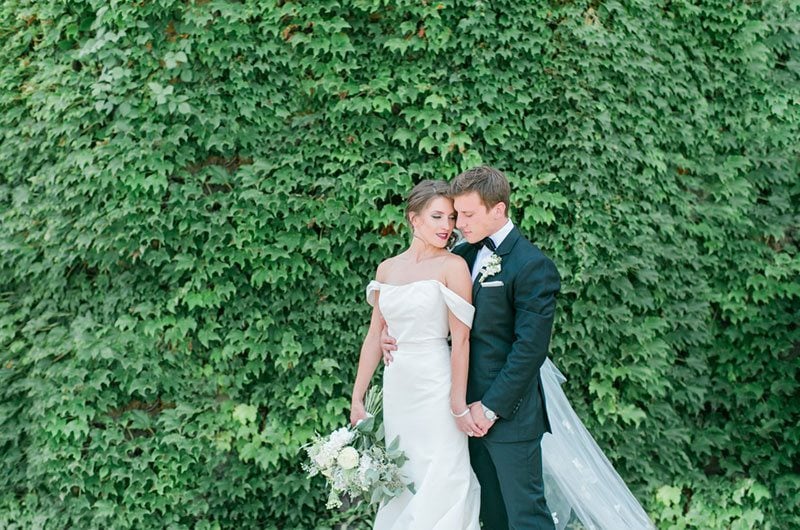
<box><xmin>453</xmin><ymin>192</ymin><xmax>505</xmax><ymax>244</ymax></box>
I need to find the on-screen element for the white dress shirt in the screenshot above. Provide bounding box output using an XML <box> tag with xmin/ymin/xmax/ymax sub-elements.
<box><xmin>471</xmin><ymin>219</ymin><xmax>514</xmax><ymax>281</ymax></box>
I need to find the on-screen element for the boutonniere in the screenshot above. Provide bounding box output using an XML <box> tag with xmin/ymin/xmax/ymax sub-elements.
<box><xmin>478</xmin><ymin>253</ymin><xmax>502</xmax><ymax>284</ymax></box>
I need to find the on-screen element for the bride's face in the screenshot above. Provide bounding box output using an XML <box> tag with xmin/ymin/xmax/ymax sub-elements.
<box><xmin>411</xmin><ymin>196</ymin><xmax>456</xmax><ymax>248</ymax></box>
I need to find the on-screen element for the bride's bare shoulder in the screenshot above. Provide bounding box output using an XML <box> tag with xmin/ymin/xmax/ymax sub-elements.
<box><xmin>440</xmin><ymin>253</ymin><xmax>470</xmax><ymax>284</ymax></box>
<box><xmin>440</xmin><ymin>253</ymin><xmax>472</xmax><ymax>299</ymax></box>
<box><xmin>375</xmin><ymin>255</ymin><xmax>401</xmax><ymax>282</ymax></box>
<box><xmin>442</xmin><ymin>252</ymin><xmax>469</xmax><ymax>272</ymax></box>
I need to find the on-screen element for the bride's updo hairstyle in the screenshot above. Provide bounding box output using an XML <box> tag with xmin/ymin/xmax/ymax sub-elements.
<box><xmin>404</xmin><ymin>179</ymin><xmax>451</xmax><ymax>226</ymax></box>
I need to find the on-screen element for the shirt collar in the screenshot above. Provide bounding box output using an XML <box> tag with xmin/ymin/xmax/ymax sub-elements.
<box><xmin>489</xmin><ymin>219</ymin><xmax>514</xmax><ymax>249</ymax></box>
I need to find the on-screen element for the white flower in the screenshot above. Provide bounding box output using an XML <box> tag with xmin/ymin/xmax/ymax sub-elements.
<box><xmin>478</xmin><ymin>253</ymin><xmax>502</xmax><ymax>284</ymax></box>
<box><xmin>328</xmin><ymin>427</ymin><xmax>355</xmax><ymax>450</ymax></box>
<box><xmin>303</xmin><ymin>388</ymin><xmax>413</xmax><ymax>511</ymax></box>
<box><xmin>326</xmin><ymin>489</ymin><xmax>342</xmax><ymax>509</ymax></box>
<box><xmin>311</xmin><ymin>444</ymin><xmax>336</xmax><ymax>469</ymax></box>
<box><xmin>337</xmin><ymin>446</ymin><xmax>360</xmax><ymax>470</ymax></box>
<box><xmin>357</xmin><ymin>453</ymin><xmax>375</xmax><ymax>488</ymax></box>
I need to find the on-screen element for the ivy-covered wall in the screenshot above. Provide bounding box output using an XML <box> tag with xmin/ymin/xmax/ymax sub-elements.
<box><xmin>1</xmin><ymin>1</ymin><xmax>798</xmax><ymax>528</ymax></box>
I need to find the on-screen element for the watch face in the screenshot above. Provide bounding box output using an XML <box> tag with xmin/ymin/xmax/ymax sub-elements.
<box><xmin>484</xmin><ymin>409</ymin><xmax>496</xmax><ymax>420</ymax></box>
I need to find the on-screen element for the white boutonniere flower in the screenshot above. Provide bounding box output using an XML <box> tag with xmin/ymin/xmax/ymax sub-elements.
<box><xmin>478</xmin><ymin>253</ymin><xmax>502</xmax><ymax>284</ymax></box>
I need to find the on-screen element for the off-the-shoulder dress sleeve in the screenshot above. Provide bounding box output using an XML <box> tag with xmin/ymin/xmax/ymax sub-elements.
<box><xmin>366</xmin><ymin>280</ymin><xmax>381</xmax><ymax>306</ymax></box>
<box><xmin>439</xmin><ymin>283</ymin><xmax>475</xmax><ymax>328</ymax></box>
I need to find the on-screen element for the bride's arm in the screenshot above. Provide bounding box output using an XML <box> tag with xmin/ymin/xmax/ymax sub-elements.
<box><xmin>350</xmin><ymin>262</ymin><xmax>390</xmax><ymax>426</ymax></box>
<box><xmin>350</xmin><ymin>300</ymin><xmax>385</xmax><ymax>426</ymax></box>
<box><xmin>444</xmin><ymin>256</ymin><xmax>484</xmax><ymax>436</ymax></box>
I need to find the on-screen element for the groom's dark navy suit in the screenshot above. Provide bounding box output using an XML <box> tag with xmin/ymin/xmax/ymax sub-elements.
<box><xmin>453</xmin><ymin>225</ymin><xmax>560</xmax><ymax>530</ymax></box>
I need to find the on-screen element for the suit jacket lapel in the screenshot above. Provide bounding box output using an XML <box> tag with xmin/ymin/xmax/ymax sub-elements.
<box><xmin>461</xmin><ymin>244</ymin><xmax>479</xmax><ymax>272</ymax></box>
<box><xmin>472</xmin><ymin>269</ymin><xmax>483</xmax><ymax>299</ymax></box>
<box><xmin>464</xmin><ymin>245</ymin><xmax>484</xmax><ymax>298</ymax></box>
<box><xmin>473</xmin><ymin>226</ymin><xmax>522</xmax><ymax>299</ymax></box>
<box><xmin>495</xmin><ymin>226</ymin><xmax>521</xmax><ymax>257</ymax></box>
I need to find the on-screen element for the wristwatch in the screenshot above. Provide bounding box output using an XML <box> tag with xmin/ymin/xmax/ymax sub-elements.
<box><xmin>481</xmin><ymin>404</ymin><xmax>497</xmax><ymax>421</ymax></box>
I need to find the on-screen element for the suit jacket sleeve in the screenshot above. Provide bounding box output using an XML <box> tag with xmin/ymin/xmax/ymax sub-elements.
<box><xmin>482</xmin><ymin>255</ymin><xmax>560</xmax><ymax>418</ymax></box>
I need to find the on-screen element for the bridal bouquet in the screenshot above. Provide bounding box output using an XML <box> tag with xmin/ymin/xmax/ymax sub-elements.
<box><xmin>303</xmin><ymin>387</ymin><xmax>414</xmax><ymax>509</ymax></box>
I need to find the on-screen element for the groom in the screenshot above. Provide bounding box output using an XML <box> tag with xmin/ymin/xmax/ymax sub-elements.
<box><xmin>384</xmin><ymin>166</ymin><xmax>560</xmax><ymax>529</ymax></box>
<box><xmin>451</xmin><ymin>166</ymin><xmax>560</xmax><ymax>530</ymax></box>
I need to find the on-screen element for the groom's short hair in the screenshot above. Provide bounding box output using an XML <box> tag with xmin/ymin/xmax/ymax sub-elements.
<box><xmin>451</xmin><ymin>166</ymin><xmax>511</xmax><ymax>212</ymax></box>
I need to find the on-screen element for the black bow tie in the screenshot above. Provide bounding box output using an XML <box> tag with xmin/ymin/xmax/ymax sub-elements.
<box><xmin>476</xmin><ymin>237</ymin><xmax>497</xmax><ymax>252</ymax></box>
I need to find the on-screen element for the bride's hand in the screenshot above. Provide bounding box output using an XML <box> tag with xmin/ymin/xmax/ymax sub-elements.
<box><xmin>350</xmin><ymin>401</ymin><xmax>368</xmax><ymax>427</ymax></box>
<box><xmin>468</xmin><ymin>402</ymin><xmax>495</xmax><ymax>435</ymax></box>
<box><xmin>454</xmin><ymin>408</ymin><xmax>486</xmax><ymax>438</ymax></box>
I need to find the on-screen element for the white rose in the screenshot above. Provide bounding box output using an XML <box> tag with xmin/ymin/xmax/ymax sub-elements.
<box><xmin>336</xmin><ymin>446</ymin><xmax>360</xmax><ymax>470</ymax></box>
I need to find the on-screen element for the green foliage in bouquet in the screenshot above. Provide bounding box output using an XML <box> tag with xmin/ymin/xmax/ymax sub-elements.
<box><xmin>354</xmin><ymin>418</ymin><xmax>415</xmax><ymax>506</ymax></box>
<box><xmin>303</xmin><ymin>386</ymin><xmax>412</xmax><ymax>511</ymax></box>
<box><xmin>0</xmin><ymin>0</ymin><xmax>798</xmax><ymax>528</ymax></box>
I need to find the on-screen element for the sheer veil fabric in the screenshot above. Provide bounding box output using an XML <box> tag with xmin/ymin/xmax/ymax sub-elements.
<box><xmin>540</xmin><ymin>359</ymin><xmax>656</xmax><ymax>530</ymax></box>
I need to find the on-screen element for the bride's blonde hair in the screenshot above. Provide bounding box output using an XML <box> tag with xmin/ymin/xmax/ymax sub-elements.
<box><xmin>405</xmin><ymin>180</ymin><xmax>451</xmax><ymax>227</ymax></box>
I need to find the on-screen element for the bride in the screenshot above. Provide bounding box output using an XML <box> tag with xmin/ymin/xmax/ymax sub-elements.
<box><xmin>350</xmin><ymin>179</ymin><xmax>482</xmax><ymax>529</ymax></box>
<box><xmin>349</xmin><ymin>179</ymin><xmax>654</xmax><ymax>530</ymax></box>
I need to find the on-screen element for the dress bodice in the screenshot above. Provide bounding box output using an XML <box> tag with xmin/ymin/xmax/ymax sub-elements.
<box><xmin>366</xmin><ymin>280</ymin><xmax>474</xmax><ymax>346</ymax></box>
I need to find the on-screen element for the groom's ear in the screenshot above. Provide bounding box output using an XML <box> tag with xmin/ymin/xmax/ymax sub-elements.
<box><xmin>493</xmin><ymin>201</ymin><xmax>508</xmax><ymax>219</ymax></box>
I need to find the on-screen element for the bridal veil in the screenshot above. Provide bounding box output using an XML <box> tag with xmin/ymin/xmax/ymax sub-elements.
<box><xmin>540</xmin><ymin>358</ymin><xmax>656</xmax><ymax>530</ymax></box>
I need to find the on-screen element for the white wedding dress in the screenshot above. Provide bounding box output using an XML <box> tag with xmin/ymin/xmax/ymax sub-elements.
<box><xmin>366</xmin><ymin>279</ymin><xmax>655</xmax><ymax>530</ymax></box>
<box><xmin>367</xmin><ymin>279</ymin><xmax>480</xmax><ymax>530</ymax></box>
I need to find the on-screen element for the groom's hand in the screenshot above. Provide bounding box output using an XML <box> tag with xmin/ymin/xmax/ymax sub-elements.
<box><xmin>380</xmin><ymin>324</ymin><xmax>398</xmax><ymax>365</ymax></box>
<box><xmin>469</xmin><ymin>401</ymin><xmax>497</xmax><ymax>433</ymax></box>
